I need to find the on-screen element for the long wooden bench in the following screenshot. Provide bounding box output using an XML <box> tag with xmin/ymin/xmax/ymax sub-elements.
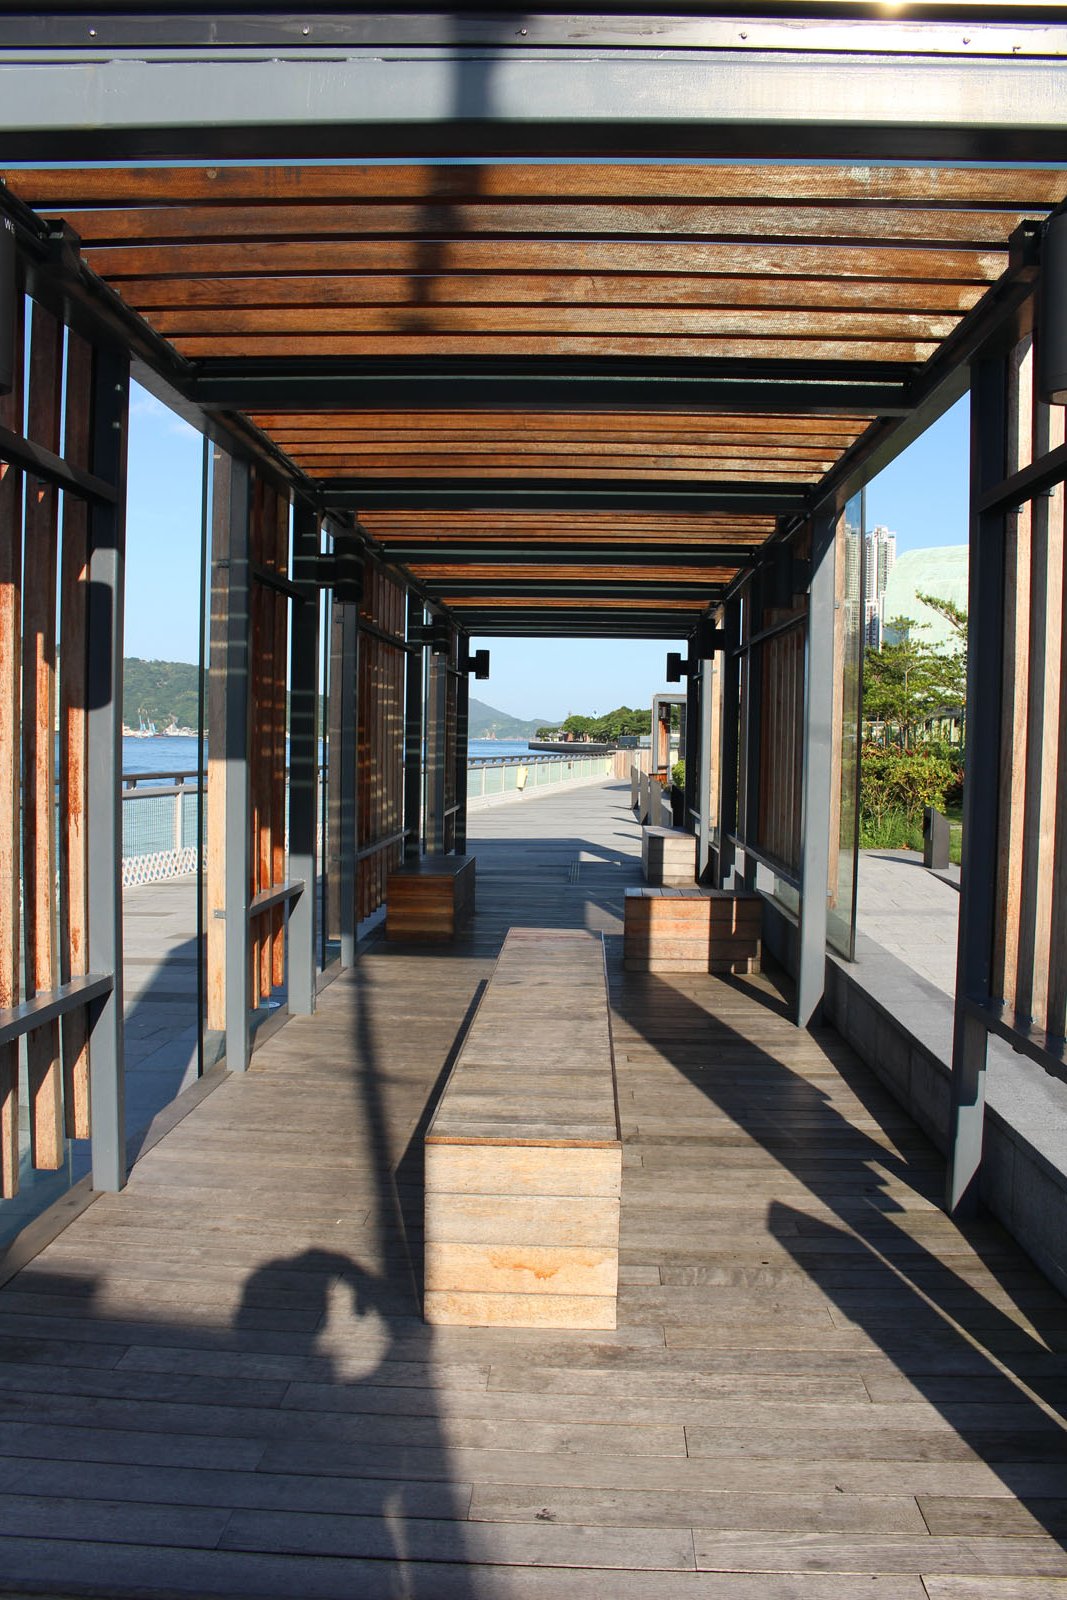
<box><xmin>424</xmin><ymin>927</ymin><xmax>622</xmax><ymax>1330</ymax></box>
<box><xmin>385</xmin><ymin>853</ymin><xmax>475</xmax><ymax>942</ymax></box>
<box><xmin>624</xmin><ymin>886</ymin><xmax>762</xmax><ymax>974</ymax></box>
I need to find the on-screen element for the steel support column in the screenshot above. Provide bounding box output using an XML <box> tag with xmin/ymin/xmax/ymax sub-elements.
<box><xmin>404</xmin><ymin>596</ymin><xmax>424</xmax><ymax>861</ymax></box>
<box><xmin>714</xmin><ymin>596</ymin><xmax>741</xmax><ymax>890</ymax></box>
<box><xmin>947</xmin><ymin>353</ymin><xmax>1007</xmax><ymax>1216</ymax></box>
<box><xmin>287</xmin><ymin>501</ymin><xmax>320</xmax><ymax>1015</ymax></box>
<box><xmin>338</xmin><ymin>600</ymin><xmax>359</xmax><ymax>967</ymax></box>
<box><xmin>740</xmin><ymin>574</ymin><xmax>763</xmax><ymax>895</ymax></box>
<box><xmin>796</xmin><ymin>509</ymin><xmax>838</xmax><ymax>1030</ymax></box>
<box><xmin>697</xmin><ymin>655</ymin><xmax>714</xmax><ymax>882</ymax></box>
<box><xmin>85</xmin><ymin>343</ymin><xmax>129</xmax><ymax>1192</ymax></box>
<box><xmin>454</xmin><ymin>660</ymin><xmax>471</xmax><ymax>856</ymax></box>
<box><xmin>220</xmin><ymin>456</ymin><xmax>252</xmax><ymax>1073</ymax></box>
<box><xmin>683</xmin><ymin>663</ymin><xmax>700</xmax><ymax>837</ymax></box>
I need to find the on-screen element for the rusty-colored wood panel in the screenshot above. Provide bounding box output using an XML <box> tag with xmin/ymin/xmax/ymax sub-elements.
<box><xmin>81</xmin><ymin>237</ymin><xmax>1009</xmax><ymax>284</ymax></box>
<box><xmin>254</xmin><ymin>412</ymin><xmax>872</xmax><ymax>440</ymax></box>
<box><xmin>148</xmin><ymin>305</ymin><xmax>963</xmax><ymax>342</ymax></box>
<box><xmin>0</xmin><ymin>283</ymin><xmax>24</xmax><ymax>1197</ymax></box>
<box><xmin>12</xmin><ymin>160</ymin><xmax>1065</xmax><ymax>207</ymax></box>
<box><xmin>116</xmin><ymin>272</ymin><xmax>987</xmax><ymax>315</ymax></box>
<box><xmin>994</xmin><ymin>337</ymin><xmax>1034</xmax><ymax>1010</ymax></box>
<box><xmin>169</xmin><ymin>334</ymin><xmax>941</xmax><ymax>364</ymax></box>
<box><xmin>58</xmin><ymin>330</ymin><xmax>93</xmax><ymax>1141</ymax></box>
<box><xmin>21</xmin><ymin>303</ymin><xmax>65</xmax><ymax>1171</ymax></box>
<box><xmin>271</xmin><ymin>490</ymin><xmax>288</xmax><ymax>992</ymax></box>
<box><xmin>205</xmin><ymin>450</ymin><xmax>232</xmax><ymax>1036</ymax></box>
<box><xmin>48</xmin><ymin>200</ymin><xmax>1040</xmax><ymax>248</ymax></box>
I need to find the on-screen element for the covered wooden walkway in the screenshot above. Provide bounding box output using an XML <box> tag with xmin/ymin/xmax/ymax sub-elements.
<box><xmin>1</xmin><ymin>780</ymin><xmax>1065</xmax><ymax>1599</ymax></box>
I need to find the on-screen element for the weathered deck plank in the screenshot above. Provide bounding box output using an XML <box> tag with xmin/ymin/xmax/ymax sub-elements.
<box><xmin>0</xmin><ymin>780</ymin><xmax>1064</xmax><ymax>1597</ymax></box>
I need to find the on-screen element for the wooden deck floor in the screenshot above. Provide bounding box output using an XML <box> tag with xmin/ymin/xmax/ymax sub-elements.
<box><xmin>2</xmin><ymin>781</ymin><xmax>1067</xmax><ymax>1598</ymax></box>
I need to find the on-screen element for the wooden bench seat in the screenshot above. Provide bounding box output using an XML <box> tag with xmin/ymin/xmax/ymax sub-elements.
<box><xmin>424</xmin><ymin>928</ymin><xmax>622</xmax><ymax>1330</ymax></box>
<box><xmin>385</xmin><ymin>853</ymin><xmax>475</xmax><ymax>942</ymax></box>
<box><xmin>624</xmin><ymin>886</ymin><xmax>762</xmax><ymax>974</ymax></box>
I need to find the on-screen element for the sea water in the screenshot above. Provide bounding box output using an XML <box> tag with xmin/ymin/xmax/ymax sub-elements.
<box><xmin>120</xmin><ymin>734</ymin><xmax>536</xmax><ymax>778</ymax></box>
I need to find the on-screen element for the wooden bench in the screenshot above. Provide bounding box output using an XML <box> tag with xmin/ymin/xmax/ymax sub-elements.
<box><xmin>424</xmin><ymin>928</ymin><xmax>622</xmax><ymax>1330</ymax></box>
<box><xmin>642</xmin><ymin>824</ymin><xmax>697</xmax><ymax>886</ymax></box>
<box><xmin>624</xmin><ymin>886</ymin><xmax>762</xmax><ymax>974</ymax></box>
<box><xmin>385</xmin><ymin>854</ymin><xmax>475</xmax><ymax>942</ymax></box>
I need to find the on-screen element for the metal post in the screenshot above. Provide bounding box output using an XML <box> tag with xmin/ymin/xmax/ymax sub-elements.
<box><xmin>454</xmin><ymin>655</ymin><xmax>470</xmax><ymax>855</ymax></box>
<box><xmin>697</xmin><ymin>655</ymin><xmax>714</xmax><ymax>881</ymax></box>
<box><xmin>683</xmin><ymin>661</ymin><xmax>700</xmax><ymax>834</ymax></box>
<box><xmin>740</xmin><ymin>572</ymin><xmax>764</xmax><ymax>893</ymax></box>
<box><xmin>287</xmin><ymin>500</ymin><xmax>320</xmax><ymax>1014</ymax></box>
<box><xmin>428</xmin><ymin>648</ymin><xmax>448</xmax><ymax>854</ymax></box>
<box><xmin>947</xmin><ymin>353</ymin><xmax>1007</xmax><ymax>1215</ymax></box>
<box><xmin>796</xmin><ymin>509</ymin><xmax>838</xmax><ymax>1029</ymax></box>
<box><xmin>338</xmin><ymin>600</ymin><xmax>358</xmax><ymax>967</ymax></box>
<box><xmin>404</xmin><ymin>594</ymin><xmax>424</xmax><ymax>860</ymax></box>
<box><xmin>715</xmin><ymin>595</ymin><xmax>742</xmax><ymax>889</ymax></box>
<box><xmin>222</xmin><ymin>456</ymin><xmax>252</xmax><ymax>1072</ymax></box>
<box><xmin>85</xmin><ymin>343</ymin><xmax>129</xmax><ymax>1192</ymax></box>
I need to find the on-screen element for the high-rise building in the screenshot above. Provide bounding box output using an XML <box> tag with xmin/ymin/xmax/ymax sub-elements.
<box><xmin>863</xmin><ymin>524</ymin><xmax>897</xmax><ymax>647</ymax></box>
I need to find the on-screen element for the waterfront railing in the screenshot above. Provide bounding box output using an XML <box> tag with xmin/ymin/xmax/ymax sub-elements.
<box><xmin>120</xmin><ymin>753</ymin><xmax>614</xmax><ymax>886</ymax></box>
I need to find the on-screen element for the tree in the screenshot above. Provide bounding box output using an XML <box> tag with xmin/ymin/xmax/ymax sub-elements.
<box><xmin>864</xmin><ymin>616</ymin><xmax>947</xmax><ymax>748</ymax></box>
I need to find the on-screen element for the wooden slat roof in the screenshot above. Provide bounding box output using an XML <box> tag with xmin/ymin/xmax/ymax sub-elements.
<box><xmin>6</xmin><ymin>159</ymin><xmax>1063</xmax><ymax>636</ymax></box>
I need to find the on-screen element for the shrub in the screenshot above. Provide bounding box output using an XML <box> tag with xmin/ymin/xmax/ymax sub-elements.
<box><xmin>860</xmin><ymin>744</ymin><xmax>956</xmax><ymax>829</ymax></box>
<box><xmin>671</xmin><ymin>760</ymin><xmax>685</xmax><ymax>790</ymax></box>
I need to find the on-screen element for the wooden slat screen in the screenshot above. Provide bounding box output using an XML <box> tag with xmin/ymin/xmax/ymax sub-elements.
<box><xmin>0</xmin><ymin>277</ymin><xmax>24</xmax><ymax>1194</ymax></box>
<box><xmin>249</xmin><ymin>476</ymin><xmax>290</xmax><ymax>1006</ymax></box>
<box><xmin>357</xmin><ymin>565</ymin><xmax>406</xmax><ymax>920</ymax></box>
<box><xmin>993</xmin><ymin>330</ymin><xmax>1067</xmax><ymax>1043</ymax></box>
<box><xmin>757</xmin><ymin>615</ymin><xmax>806</xmax><ymax>878</ymax></box>
<box><xmin>0</xmin><ymin>292</ymin><xmax>98</xmax><ymax>1194</ymax></box>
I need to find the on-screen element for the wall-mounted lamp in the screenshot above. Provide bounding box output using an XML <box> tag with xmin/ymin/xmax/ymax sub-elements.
<box><xmin>665</xmin><ymin>651</ymin><xmax>687</xmax><ymax>683</ymax></box>
<box><xmin>317</xmin><ymin>534</ymin><xmax>364</xmax><ymax>605</ymax></box>
<box><xmin>0</xmin><ymin>218</ymin><xmax>15</xmax><ymax>398</ymax></box>
<box><xmin>466</xmin><ymin>648</ymin><xmax>490</xmax><ymax>680</ymax></box>
<box><xmin>1039</xmin><ymin>210</ymin><xmax>1067</xmax><ymax>406</ymax></box>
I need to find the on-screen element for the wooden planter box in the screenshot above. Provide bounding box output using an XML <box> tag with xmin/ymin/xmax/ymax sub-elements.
<box><xmin>386</xmin><ymin>854</ymin><xmax>475</xmax><ymax>942</ymax></box>
<box><xmin>642</xmin><ymin>824</ymin><xmax>697</xmax><ymax>887</ymax></box>
<box><xmin>624</xmin><ymin>887</ymin><xmax>762</xmax><ymax>974</ymax></box>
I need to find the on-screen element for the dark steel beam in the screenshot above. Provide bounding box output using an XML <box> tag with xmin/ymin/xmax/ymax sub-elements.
<box><xmin>1</xmin><ymin>31</ymin><xmax>1066</xmax><ymax>162</ymax></box>
<box><xmin>193</xmin><ymin>360</ymin><xmax>911</xmax><ymax>419</ymax></box>
<box><xmin>379</xmin><ymin>544</ymin><xmax>761</xmax><ymax>568</ymax></box>
<box><xmin>419</xmin><ymin>579</ymin><xmax>727</xmax><ymax>600</ymax></box>
<box><xmin>323</xmin><ymin>479</ymin><xmax>807</xmax><ymax>516</ymax></box>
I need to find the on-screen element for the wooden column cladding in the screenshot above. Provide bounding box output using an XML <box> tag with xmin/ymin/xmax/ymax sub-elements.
<box><xmin>357</xmin><ymin>566</ymin><xmax>407</xmax><ymax>920</ymax></box>
<box><xmin>58</xmin><ymin>331</ymin><xmax>93</xmax><ymax>1140</ymax></box>
<box><xmin>22</xmin><ymin>303</ymin><xmax>65</xmax><ymax>1172</ymax></box>
<box><xmin>0</xmin><ymin>273</ymin><xmax>23</xmax><ymax>1195</ymax></box>
<box><xmin>993</xmin><ymin>327</ymin><xmax>1067</xmax><ymax>1046</ymax></box>
<box><xmin>249</xmin><ymin>475</ymin><xmax>290</xmax><ymax>1006</ymax></box>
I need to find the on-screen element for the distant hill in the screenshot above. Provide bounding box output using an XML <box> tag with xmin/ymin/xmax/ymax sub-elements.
<box><xmin>468</xmin><ymin>697</ymin><xmax>552</xmax><ymax>741</ymax></box>
<box><xmin>123</xmin><ymin>658</ymin><xmax>200</xmax><ymax>730</ymax></box>
<box><xmin>122</xmin><ymin>664</ymin><xmax>548</xmax><ymax>743</ymax></box>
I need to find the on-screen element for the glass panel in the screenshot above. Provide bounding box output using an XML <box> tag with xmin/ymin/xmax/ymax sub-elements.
<box><xmin>827</xmin><ymin>491</ymin><xmax>865</xmax><ymax>959</ymax></box>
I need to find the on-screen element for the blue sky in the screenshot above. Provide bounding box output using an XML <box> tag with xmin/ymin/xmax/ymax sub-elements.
<box><xmin>123</xmin><ymin>386</ymin><xmax>970</xmax><ymax>722</ymax></box>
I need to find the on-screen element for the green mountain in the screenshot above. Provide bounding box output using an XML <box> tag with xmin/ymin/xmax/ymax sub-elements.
<box><xmin>467</xmin><ymin>697</ymin><xmax>553</xmax><ymax>741</ymax></box>
<box><xmin>121</xmin><ymin>664</ymin><xmax>549</xmax><ymax>743</ymax></box>
<box><xmin>123</xmin><ymin>658</ymin><xmax>201</xmax><ymax>731</ymax></box>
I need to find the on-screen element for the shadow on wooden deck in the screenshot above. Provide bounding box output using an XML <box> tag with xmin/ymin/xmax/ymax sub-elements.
<box><xmin>0</xmin><ymin>781</ymin><xmax>1065</xmax><ymax>1596</ymax></box>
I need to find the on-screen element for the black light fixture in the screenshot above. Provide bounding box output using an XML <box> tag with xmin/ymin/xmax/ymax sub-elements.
<box><xmin>0</xmin><ymin>218</ymin><xmax>15</xmax><ymax>398</ymax></box>
<box><xmin>467</xmin><ymin>648</ymin><xmax>490</xmax><ymax>680</ymax></box>
<box><xmin>430</xmin><ymin>615</ymin><xmax>452</xmax><ymax>655</ymax></box>
<box><xmin>665</xmin><ymin>651</ymin><xmax>687</xmax><ymax>683</ymax></box>
<box><xmin>1039</xmin><ymin>209</ymin><xmax>1067</xmax><ymax>406</ymax></box>
<box><xmin>318</xmin><ymin>533</ymin><xmax>364</xmax><ymax>605</ymax></box>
